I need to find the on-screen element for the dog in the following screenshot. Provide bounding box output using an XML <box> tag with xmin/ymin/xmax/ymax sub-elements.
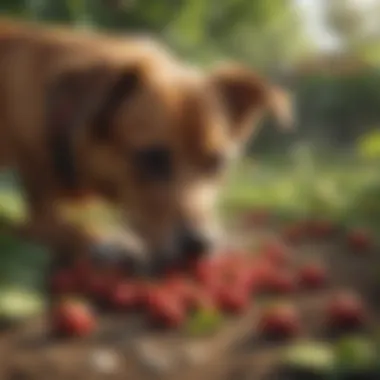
<box><xmin>0</xmin><ymin>18</ymin><xmax>292</xmax><ymax>272</ymax></box>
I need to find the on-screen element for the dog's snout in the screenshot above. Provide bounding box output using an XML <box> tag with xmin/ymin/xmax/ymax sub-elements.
<box><xmin>178</xmin><ymin>227</ymin><xmax>210</xmax><ymax>258</ymax></box>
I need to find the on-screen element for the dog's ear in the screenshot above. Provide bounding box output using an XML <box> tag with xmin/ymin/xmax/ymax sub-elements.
<box><xmin>92</xmin><ymin>66</ymin><xmax>141</xmax><ymax>140</ymax></box>
<box><xmin>210</xmin><ymin>64</ymin><xmax>293</xmax><ymax>142</ymax></box>
<box><xmin>48</xmin><ymin>64</ymin><xmax>141</xmax><ymax>139</ymax></box>
<box><xmin>47</xmin><ymin>64</ymin><xmax>141</xmax><ymax>190</ymax></box>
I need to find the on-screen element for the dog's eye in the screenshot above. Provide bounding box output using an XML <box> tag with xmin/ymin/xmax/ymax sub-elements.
<box><xmin>202</xmin><ymin>152</ymin><xmax>226</xmax><ymax>175</ymax></box>
<box><xmin>134</xmin><ymin>146</ymin><xmax>173</xmax><ymax>181</ymax></box>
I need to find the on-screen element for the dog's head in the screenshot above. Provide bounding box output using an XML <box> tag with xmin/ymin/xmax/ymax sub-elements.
<box><xmin>50</xmin><ymin>50</ymin><xmax>292</xmax><ymax>261</ymax></box>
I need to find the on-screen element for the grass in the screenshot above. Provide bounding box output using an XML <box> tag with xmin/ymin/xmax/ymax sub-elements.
<box><xmin>0</xmin><ymin>154</ymin><xmax>379</xmax><ymax>294</ymax></box>
<box><xmin>0</xmin><ymin>155</ymin><xmax>379</xmax><ymax>228</ymax></box>
<box><xmin>222</xmin><ymin>157</ymin><xmax>378</xmax><ymax>222</ymax></box>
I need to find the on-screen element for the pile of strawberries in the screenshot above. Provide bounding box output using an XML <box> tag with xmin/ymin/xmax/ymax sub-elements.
<box><xmin>48</xmin><ymin>214</ymin><xmax>373</xmax><ymax>340</ymax></box>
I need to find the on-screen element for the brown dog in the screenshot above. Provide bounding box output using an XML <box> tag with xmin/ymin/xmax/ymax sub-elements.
<box><xmin>0</xmin><ymin>18</ymin><xmax>292</xmax><ymax>271</ymax></box>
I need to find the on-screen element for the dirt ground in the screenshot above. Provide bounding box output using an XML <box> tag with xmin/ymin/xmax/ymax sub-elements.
<box><xmin>0</xmin><ymin>228</ymin><xmax>379</xmax><ymax>380</ymax></box>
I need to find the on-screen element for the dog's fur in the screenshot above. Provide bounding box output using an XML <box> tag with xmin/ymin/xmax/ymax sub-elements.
<box><xmin>0</xmin><ymin>18</ymin><xmax>292</xmax><ymax>267</ymax></box>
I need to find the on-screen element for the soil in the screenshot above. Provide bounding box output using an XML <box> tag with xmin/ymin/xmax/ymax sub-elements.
<box><xmin>0</xmin><ymin>226</ymin><xmax>379</xmax><ymax>380</ymax></box>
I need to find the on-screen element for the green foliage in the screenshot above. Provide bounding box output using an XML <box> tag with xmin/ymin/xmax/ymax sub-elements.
<box><xmin>287</xmin><ymin>72</ymin><xmax>380</xmax><ymax>151</ymax></box>
<box><xmin>186</xmin><ymin>308</ymin><xmax>223</xmax><ymax>336</ymax></box>
<box><xmin>357</xmin><ymin>130</ymin><xmax>380</xmax><ymax>160</ymax></box>
<box><xmin>0</xmin><ymin>0</ymin><xmax>27</xmax><ymax>15</ymax></box>
<box><xmin>335</xmin><ymin>336</ymin><xmax>377</xmax><ymax>373</ymax></box>
<box><xmin>0</xmin><ymin>0</ymin><xmax>306</xmax><ymax>70</ymax></box>
<box><xmin>343</xmin><ymin>176</ymin><xmax>380</xmax><ymax>229</ymax></box>
<box><xmin>325</xmin><ymin>0</ymin><xmax>380</xmax><ymax>64</ymax></box>
<box><xmin>0</xmin><ymin>233</ymin><xmax>49</xmax><ymax>290</ymax></box>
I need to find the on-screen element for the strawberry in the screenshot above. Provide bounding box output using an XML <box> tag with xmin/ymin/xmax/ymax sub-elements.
<box><xmin>110</xmin><ymin>281</ymin><xmax>139</xmax><ymax>310</ymax></box>
<box><xmin>258</xmin><ymin>303</ymin><xmax>301</xmax><ymax>339</ymax></box>
<box><xmin>282</xmin><ymin>222</ymin><xmax>304</xmax><ymax>244</ymax></box>
<box><xmin>310</xmin><ymin>220</ymin><xmax>335</xmax><ymax>239</ymax></box>
<box><xmin>51</xmin><ymin>299</ymin><xmax>96</xmax><ymax>337</ymax></box>
<box><xmin>146</xmin><ymin>286</ymin><xmax>186</xmax><ymax>328</ymax></box>
<box><xmin>347</xmin><ymin>228</ymin><xmax>372</xmax><ymax>252</ymax></box>
<box><xmin>191</xmin><ymin>257</ymin><xmax>221</xmax><ymax>286</ymax></box>
<box><xmin>84</xmin><ymin>270</ymin><xmax>121</xmax><ymax>303</ymax></box>
<box><xmin>132</xmin><ymin>280</ymin><xmax>154</xmax><ymax>311</ymax></box>
<box><xmin>235</xmin><ymin>264</ymin><xmax>257</xmax><ymax>294</ymax></box>
<box><xmin>298</xmin><ymin>263</ymin><xmax>327</xmax><ymax>289</ymax></box>
<box><xmin>260</xmin><ymin>240</ymin><xmax>291</xmax><ymax>268</ymax></box>
<box><xmin>266</xmin><ymin>271</ymin><xmax>297</xmax><ymax>295</ymax></box>
<box><xmin>250</xmin><ymin>259</ymin><xmax>278</xmax><ymax>293</ymax></box>
<box><xmin>161</xmin><ymin>276</ymin><xmax>206</xmax><ymax>311</ymax></box>
<box><xmin>185</xmin><ymin>285</ymin><xmax>216</xmax><ymax>313</ymax></box>
<box><xmin>162</xmin><ymin>274</ymin><xmax>190</xmax><ymax>296</ymax></box>
<box><xmin>252</xmin><ymin>258</ymin><xmax>296</xmax><ymax>295</ymax></box>
<box><xmin>72</xmin><ymin>257</ymin><xmax>94</xmax><ymax>279</ymax></box>
<box><xmin>326</xmin><ymin>291</ymin><xmax>367</xmax><ymax>330</ymax></box>
<box><xmin>216</xmin><ymin>285</ymin><xmax>249</xmax><ymax>314</ymax></box>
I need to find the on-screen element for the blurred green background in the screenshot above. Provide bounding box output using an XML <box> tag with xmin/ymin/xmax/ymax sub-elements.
<box><xmin>0</xmin><ymin>0</ymin><xmax>380</xmax><ymax>295</ymax></box>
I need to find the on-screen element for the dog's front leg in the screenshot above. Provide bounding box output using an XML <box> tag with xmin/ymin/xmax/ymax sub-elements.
<box><xmin>15</xmin><ymin>200</ymin><xmax>93</xmax><ymax>259</ymax></box>
<box><xmin>9</xmin><ymin>203</ymin><xmax>149</xmax><ymax>275</ymax></box>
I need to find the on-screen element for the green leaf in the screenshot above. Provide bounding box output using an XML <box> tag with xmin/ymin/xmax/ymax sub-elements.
<box><xmin>357</xmin><ymin>130</ymin><xmax>380</xmax><ymax>160</ymax></box>
<box><xmin>281</xmin><ymin>341</ymin><xmax>336</xmax><ymax>373</ymax></box>
<box><xmin>0</xmin><ymin>287</ymin><xmax>45</xmax><ymax>322</ymax></box>
<box><xmin>186</xmin><ymin>308</ymin><xmax>223</xmax><ymax>336</ymax></box>
<box><xmin>335</xmin><ymin>336</ymin><xmax>377</xmax><ymax>372</ymax></box>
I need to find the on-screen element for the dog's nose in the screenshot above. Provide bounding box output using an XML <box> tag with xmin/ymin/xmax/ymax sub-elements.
<box><xmin>178</xmin><ymin>228</ymin><xmax>210</xmax><ymax>258</ymax></box>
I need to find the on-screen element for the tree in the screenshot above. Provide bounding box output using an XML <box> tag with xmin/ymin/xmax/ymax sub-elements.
<box><xmin>325</xmin><ymin>0</ymin><xmax>380</xmax><ymax>64</ymax></box>
<box><xmin>166</xmin><ymin>0</ymin><xmax>311</xmax><ymax>70</ymax></box>
<box><xmin>0</xmin><ymin>0</ymin><xmax>310</xmax><ymax>72</ymax></box>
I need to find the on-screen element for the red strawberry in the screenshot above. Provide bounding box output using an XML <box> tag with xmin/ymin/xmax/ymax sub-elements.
<box><xmin>220</xmin><ymin>261</ymin><xmax>247</xmax><ymax>287</ymax></box>
<box><xmin>191</xmin><ymin>257</ymin><xmax>222</xmax><ymax>286</ymax></box>
<box><xmin>266</xmin><ymin>271</ymin><xmax>297</xmax><ymax>295</ymax></box>
<box><xmin>260</xmin><ymin>240</ymin><xmax>291</xmax><ymax>267</ymax></box>
<box><xmin>275</xmin><ymin>272</ymin><xmax>296</xmax><ymax>294</ymax></box>
<box><xmin>85</xmin><ymin>270</ymin><xmax>121</xmax><ymax>302</ymax></box>
<box><xmin>310</xmin><ymin>220</ymin><xmax>335</xmax><ymax>239</ymax></box>
<box><xmin>216</xmin><ymin>285</ymin><xmax>249</xmax><ymax>314</ymax></box>
<box><xmin>161</xmin><ymin>276</ymin><xmax>204</xmax><ymax>311</ymax></box>
<box><xmin>185</xmin><ymin>285</ymin><xmax>216</xmax><ymax>312</ymax></box>
<box><xmin>72</xmin><ymin>259</ymin><xmax>102</xmax><ymax>293</ymax></box>
<box><xmin>298</xmin><ymin>263</ymin><xmax>327</xmax><ymax>289</ymax></box>
<box><xmin>110</xmin><ymin>281</ymin><xmax>138</xmax><ymax>310</ymax></box>
<box><xmin>347</xmin><ymin>229</ymin><xmax>372</xmax><ymax>252</ymax></box>
<box><xmin>252</xmin><ymin>258</ymin><xmax>295</xmax><ymax>295</ymax></box>
<box><xmin>250</xmin><ymin>259</ymin><xmax>278</xmax><ymax>293</ymax></box>
<box><xmin>326</xmin><ymin>291</ymin><xmax>367</xmax><ymax>330</ymax></box>
<box><xmin>132</xmin><ymin>281</ymin><xmax>155</xmax><ymax>310</ymax></box>
<box><xmin>162</xmin><ymin>274</ymin><xmax>190</xmax><ymax>295</ymax></box>
<box><xmin>234</xmin><ymin>264</ymin><xmax>257</xmax><ymax>294</ymax></box>
<box><xmin>52</xmin><ymin>299</ymin><xmax>96</xmax><ymax>337</ymax></box>
<box><xmin>220</xmin><ymin>251</ymin><xmax>248</xmax><ymax>269</ymax></box>
<box><xmin>146</xmin><ymin>287</ymin><xmax>186</xmax><ymax>328</ymax></box>
<box><xmin>258</xmin><ymin>303</ymin><xmax>301</xmax><ymax>339</ymax></box>
<box><xmin>72</xmin><ymin>257</ymin><xmax>94</xmax><ymax>279</ymax></box>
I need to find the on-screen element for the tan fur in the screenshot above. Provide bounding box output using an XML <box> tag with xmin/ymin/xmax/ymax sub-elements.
<box><xmin>0</xmin><ymin>18</ymin><xmax>292</xmax><ymax>263</ymax></box>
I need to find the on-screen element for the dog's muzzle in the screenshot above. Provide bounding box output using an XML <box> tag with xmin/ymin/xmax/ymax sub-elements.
<box><xmin>176</xmin><ymin>224</ymin><xmax>212</xmax><ymax>260</ymax></box>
